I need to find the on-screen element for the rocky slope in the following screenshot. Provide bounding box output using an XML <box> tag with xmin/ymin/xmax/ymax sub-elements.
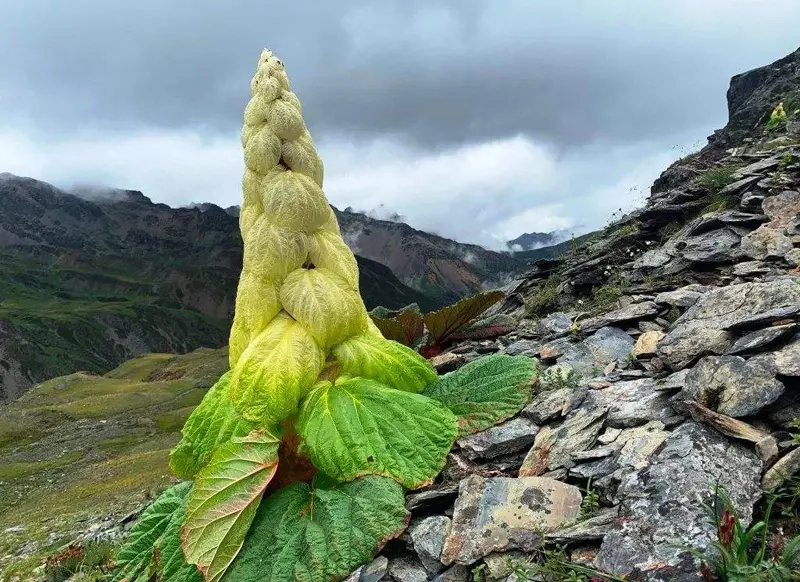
<box><xmin>3</xmin><ymin>46</ymin><xmax>800</xmax><ymax>582</ymax></box>
<box><xmin>333</xmin><ymin>207</ymin><xmax>525</xmax><ymax>303</ymax></box>
<box><xmin>0</xmin><ymin>177</ymin><xmax>444</xmax><ymax>400</ymax></box>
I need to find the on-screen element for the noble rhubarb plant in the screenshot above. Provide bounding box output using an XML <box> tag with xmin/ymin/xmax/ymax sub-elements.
<box><xmin>112</xmin><ymin>50</ymin><xmax>539</xmax><ymax>582</ymax></box>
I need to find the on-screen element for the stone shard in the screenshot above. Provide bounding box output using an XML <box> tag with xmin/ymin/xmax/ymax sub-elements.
<box><xmin>521</xmin><ymin>386</ymin><xmax>587</xmax><ymax>424</ymax></box>
<box><xmin>440</xmin><ymin>475</ymin><xmax>582</xmax><ymax>566</ymax></box>
<box><xmin>762</xmin><ymin>448</ymin><xmax>800</xmax><ymax>492</ymax></box>
<box><xmin>410</xmin><ymin>515</ymin><xmax>451</xmax><ymax>575</ymax></box>
<box><xmin>633</xmin><ymin>330</ymin><xmax>665</xmax><ymax>357</ymax></box>
<box><xmin>588</xmin><ymin>378</ymin><xmax>682</xmax><ymax>428</ymax></box>
<box><xmin>519</xmin><ymin>406</ymin><xmax>606</xmax><ymax>475</ymax></box>
<box><xmin>579</xmin><ymin>302</ymin><xmax>660</xmax><ymax>333</ymax></box>
<box><xmin>594</xmin><ymin>422</ymin><xmax>762</xmax><ymax>581</ymax></box>
<box><xmin>681</xmin><ymin>355</ymin><xmax>784</xmax><ymax>417</ymax></box>
<box><xmin>456</xmin><ymin>417</ymin><xmax>538</xmax><ymax>461</ymax></box>
<box><xmin>725</xmin><ymin>324</ymin><xmax>796</xmax><ymax>355</ymax></box>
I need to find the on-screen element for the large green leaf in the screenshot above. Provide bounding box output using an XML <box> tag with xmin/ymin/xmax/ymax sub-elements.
<box><xmin>170</xmin><ymin>372</ymin><xmax>257</xmax><ymax>480</ymax></box>
<box><xmin>423</xmin><ymin>290</ymin><xmax>505</xmax><ymax>347</ymax></box>
<box><xmin>297</xmin><ymin>377</ymin><xmax>457</xmax><ymax>489</ymax></box>
<box><xmin>153</xmin><ymin>502</ymin><xmax>204</xmax><ymax>582</ymax></box>
<box><xmin>182</xmin><ymin>430</ymin><xmax>280</xmax><ymax>582</ymax></box>
<box><xmin>222</xmin><ymin>476</ymin><xmax>409</xmax><ymax>582</ymax></box>
<box><xmin>423</xmin><ymin>354</ymin><xmax>538</xmax><ymax>436</ymax></box>
<box><xmin>113</xmin><ymin>482</ymin><xmax>193</xmax><ymax>582</ymax></box>
<box><xmin>332</xmin><ymin>332</ymin><xmax>437</xmax><ymax>393</ymax></box>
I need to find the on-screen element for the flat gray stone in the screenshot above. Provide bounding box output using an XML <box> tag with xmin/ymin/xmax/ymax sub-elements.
<box><xmin>594</xmin><ymin>422</ymin><xmax>762</xmax><ymax>581</ymax></box>
<box><xmin>406</xmin><ymin>484</ymin><xmax>459</xmax><ymax>514</ymax></box>
<box><xmin>763</xmin><ymin>448</ymin><xmax>800</xmax><ymax>492</ymax></box>
<box><xmin>726</xmin><ymin>324</ymin><xmax>796</xmax><ymax>355</ymax></box>
<box><xmin>521</xmin><ymin>386</ymin><xmax>587</xmax><ymax>424</ymax></box>
<box><xmin>680</xmin><ymin>228</ymin><xmax>742</xmax><ymax>263</ymax></box>
<box><xmin>536</xmin><ymin>312</ymin><xmax>573</xmax><ymax>336</ymax></box>
<box><xmin>741</xmin><ymin>224</ymin><xmax>794</xmax><ymax>260</ymax></box>
<box><xmin>432</xmin><ymin>565</ymin><xmax>469</xmax><ymax>582</ymax></box>
<box><xmin>410</xmin><ymin>516</ymin><xmax>451</xmax><ymax>574</ymax></box>
<box><xmin>751</xmin><ymin>335</ymin><xmax>800</xmax><ymax>376</ymax></box>
<box><xmin>733</xmin><ymin>260</ymin><xmax>771</xmax><ymax>276</ymax></box>
<box><xmin>389</xmin><ymin>556</ymin><xmax>428</xmax><ymax>582</ymax></box>
<box><xmin>655</xmin><ymin>285</ymin><xmax>713</xmax><ymax>308</ymax></box>
<box><xmin>634</xmin><ymin>249</ymin><xmax>672</xmax><ymax>269</ymax></box>
<box><xmin>504</xmin><ymin>339</ymin><xmax>541</xmax><ymax>356</ymax></box>
<box><xmin>519</xmin><ymin>406</ymin><xmax>606</xmax><ymax>475</ymax></box>
<box><xmin>588</xmin><ymin>378</ymin><xmax>682</xmax><ymax>428</ymax></box>
<box><xmin>441</xmin><ymin>476</ymin><xmax>582</xmax><ymax>565</ymax></box>
<box><xmin>349</xmin><ymin>557</ymin><xmax>389</xmax><ymax>582</ymax></box>
<box><xmin>457</xmin><ymin>417</ymin><xmax>539</xmax><ymax>461</ymax></box>
<box><xmin>682</xmin><ymin>355</ymin><xmax>784</xmax><ymax>417</ymax></box>
<box><xmin>579</xmin><ymin>302</ymin><xmax>660</xmax><ymax>333</ymax></box>
<box><xmin>556</xmin><ymin>327</ymin><xmax>635</xmax><ymax>378</ymax></box>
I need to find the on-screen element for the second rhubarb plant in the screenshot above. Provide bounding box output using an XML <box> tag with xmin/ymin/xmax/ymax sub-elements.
<box><xmin>112</xmin><ymin>50</ymin><xmax>539</xmax><ymax>582</ymax></box>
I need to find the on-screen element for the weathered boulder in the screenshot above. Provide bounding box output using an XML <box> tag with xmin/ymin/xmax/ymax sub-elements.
<box><xmin>658</xmin><ymin>279</ymin><xmax>800</xmax><ymax>369</ymax></box>
<box><xmin>456</xmin><ymin>417</ymin><xmax>538</xmax><ymax>461</ymax></box>
<box><xmin>751</xmin><ymin>334</ymin><xmax>800</xmax><ymax>376</ymax></box>
<box><xmin>521</xmin><ymin>386</ymin><xmax>587</xmax><ymax>424</ymax></box>
<box><xmin>519</xmin><ymin>406</ymin><xmax>606</xmax><ymax>475</ymax></box>
<box><xmin>763</xmin><ymin>190</ymin><xmax>800</xmax><ymax>227</ymax></box>
<box><xmin>594</xmin><ymin>422</ymin><xmax>762</xmax><ymax>581</ymax></box>
<box><xmin>441</xmin><ymin>476</ymin><xmax>582</xmax><ymax>565</ymax></box>
<box><xmin>556</xmin><ymin>327</ymin><xmax>634</xmax><ymax>377</ymax></box>
<box><xmin>588</xmin><ymin>378</ymin><xmax>683</xmax><ymax>428</ymax></box>
<box><xmin>633</xmin><ymin>330</ymin><xmax>665</xmax><ymax>357</ymax></box>
<box><xmin>740</xmin><ymin>224</ymin><xmax>794</xmax><ymax>260</ymax></box>
<box><xmin>579</xmin><ymin>303</ymin><xmax>660</xmax><ymax>333</ymax></box>
<box><xmin>410</xmin><ymin>516</ymin><xmax>451</xmax><ymax>575</ymax></box>
<box><xmin>681</xmin><ymin>355</ymin><xmax>784</xmax><ymax>417</ymax></box>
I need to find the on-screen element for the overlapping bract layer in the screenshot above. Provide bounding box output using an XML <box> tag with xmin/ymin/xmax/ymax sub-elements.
<box><xmin>228</xmin><ymin>50</ymin><xmax>439</xmax><ymax>425</ymax></box>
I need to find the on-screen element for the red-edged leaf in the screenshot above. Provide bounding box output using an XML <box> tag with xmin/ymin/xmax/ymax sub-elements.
<box><xmin>182</xmin><ymin>429</ymin><xmax>280</xmax><ymax>582</ymax></box>
<box><xmin>423</xmin><ymin>291</ymin><xmax>505</xmax><ymax>348</ymax></box>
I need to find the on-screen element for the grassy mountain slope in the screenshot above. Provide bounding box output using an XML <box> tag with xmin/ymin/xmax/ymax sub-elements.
<box><xmin>0</xmin><ymin>347</ymin><xmax>228</xmax><ymax>578</ymax></box>
<box><xmin>0</xmin><ymin>175</ymin><xmax>440</xmax><ymax>400</ymax></box>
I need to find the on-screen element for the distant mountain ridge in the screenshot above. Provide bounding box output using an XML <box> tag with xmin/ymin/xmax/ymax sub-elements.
<box><xmin>0</xmin><ymin>174</ymin><xmax>442</xmax><ymax>400</ymax></box>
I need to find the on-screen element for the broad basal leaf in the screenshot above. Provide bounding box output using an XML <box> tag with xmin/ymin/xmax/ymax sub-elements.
<box><xmin>113</xmin><ymin>482</ymin><xmax>192</xmax><ymax>582</ymax></box>
<box><xmin>423</xmin><ymin>354</ymin><xmax>538</xmax><ymax>436</ymax></box>
<box><xmin>423</xmin><ymin>290</ymin><xmax>505</xmax><ymax>347</ymax></box>
<box><xmin>169</xmin><ymin>372</ymin><xmax>257</xmax><ymax>480</ymax></box>
<box><xmin>182</xmin><ymin>430</ymin><xmax>280</xmax><ymax>582</ymax></box>
<box><xmin>279</xmin><ymin>267</ymin><xmax>368</xmax><ymax>349</ymax></box>
<box><xmin>222</xmin><ymin>476</ymin><xmax>409</xmax><ymax>582</ymax></box>
<box><xmin>154</xmin><ymin>501</ymin><xmax>204</xmax><ymax>582</ymax></box>
<box><xmin>297</xmin><ymin>377</ymin><xmax>457</xmax><ymax>489</ymax></box>
<box><xmin>332</xmin><ymin>332</ymin><xmax>437</xmax><ymax>393</ymax></box>
<box><xmin>229</xmin><ymin>312</ymin><xmax>325</xmax><ymax>424</ymax></box>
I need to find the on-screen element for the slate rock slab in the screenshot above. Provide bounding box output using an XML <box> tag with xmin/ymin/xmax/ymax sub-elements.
<box><xmin>410</xmin><ymin>516</ymin><xmax>451</xmax><ymax>575</ymax></box>
<box><xmin>751</xmin><ymin>334</ymin><xmax>800</xmax><ymax>376</ymax></box>
<box><xmin>682</xmin><ymin>355</ymin><xmax>785</xmax><ymax>417</ymax></box>
<box><xmin>725</xmin><ymin>324</ymin><xmax>796</xmax><ymax>355</ymax></box>
<box><xmin>519</xmin><ymin>406</ymin><xmax>606</xmax><ymax>475</ymax></box>
<box><xmin>440</xmin><ymin>475</ymin><xmax>582</xmax><ymax>565</ymax></box>
<box><xmin>457</xmin><ymin>417</ymin><xmax>539</xmax><ymax>461</ymax></box>
<box><xmin>588</xmin><ymin>378</ymin><xmax>683</xmax><ymax>428</ymax></box>
<box><xmin>594</xmin><ymin>422</ymin><xmax>762</xmax><ymax>582</ymax></box>
<box><xmin>658</xmin><ymin>279</ymin><xmax>800</xmax><ymax>369</ymax></box>
<box><xmin>579</xmin><ymin>303</ymin><xmax>660</xmax><ymax>333</ymax></box>
<box><xmin>521</xmin><ymin>386</ymin><xmax>587</xmax><ymax>424</ymax></box>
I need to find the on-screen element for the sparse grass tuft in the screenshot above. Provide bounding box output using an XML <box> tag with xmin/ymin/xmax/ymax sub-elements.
<box><xmin>698</xmin><ymin>164</ymin><xmax>741</xmax><ymax>196</ymax></box>
<box><xmin>525</xmin><ymin>277</ymin><xmax>560</xmax><ymax>318</ymax></box>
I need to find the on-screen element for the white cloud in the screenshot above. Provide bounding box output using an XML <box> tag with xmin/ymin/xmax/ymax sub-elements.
<box><xmin>0</xmin><ymin>126</ymin><xmax>698</xmax><ymax>251</ymax></box>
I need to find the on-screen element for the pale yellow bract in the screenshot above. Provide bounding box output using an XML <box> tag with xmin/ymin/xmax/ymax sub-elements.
<box><xmin>228</xmin><ymin>49</ymin><xmax>405</xmax><ymax>424</ymax></box>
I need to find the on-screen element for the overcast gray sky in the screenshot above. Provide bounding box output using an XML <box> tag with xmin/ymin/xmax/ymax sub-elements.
<box><xmin>0</xmin><ymin>1</ymin><xmax>798</xmax><ymax>249</ymax></box>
